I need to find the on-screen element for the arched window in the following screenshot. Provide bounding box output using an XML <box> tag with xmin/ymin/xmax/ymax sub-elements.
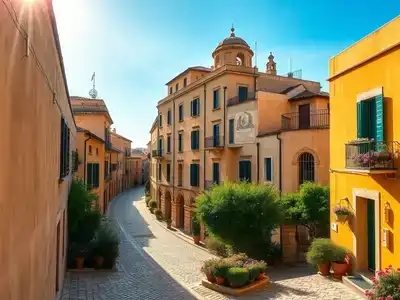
<box><xmin>215</xmin><ymin>55</ymin><xmax>220</xmax><ymax>68</ymax></box>
<box><xmin>236</xmin><ymin>52</ymin><xmax>245</xmax><ymax>66</ymax></box>
<box><xmin>299</xmin><ymin>152</ymin><xmax>315</xmax><ymax>185</ymax></box>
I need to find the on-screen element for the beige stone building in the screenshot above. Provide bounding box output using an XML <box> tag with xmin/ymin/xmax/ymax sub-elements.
<box><xmin>149</xmin><ymin>28</ymin><xmax>329</xmax><ymax>235</ymax></box>
<box><xmin>0</xmin><ymin>0</ymin><xmax>75</xmax><ymax>299</ymax></box>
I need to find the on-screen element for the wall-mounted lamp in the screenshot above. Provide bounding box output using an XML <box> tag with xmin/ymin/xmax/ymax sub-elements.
<box><xmin>384</xmin><ymin>202</ymin><xmax>391</xmax><ymax>223</ymax></box>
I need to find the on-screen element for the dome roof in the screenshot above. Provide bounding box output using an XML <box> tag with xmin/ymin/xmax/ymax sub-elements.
<box><xmin>217</xmin><ymin>27</ymin><xmax>250</xmax><ymax>48</ymax></box>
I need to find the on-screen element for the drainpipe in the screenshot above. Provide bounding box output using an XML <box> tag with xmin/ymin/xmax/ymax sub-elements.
<box><xmin>83</xmin><ymin>133</ymin><xmax>91</xmax><ymax>184</ymax></box>
<box><xmin>203</xmin><ymin>83</ymin><xmax>207</xmax><ymax>190</ymax></box>
<box><xmin>256</xmin><ymin>142</ymin><xmax>260</xmax><ymax>184</ymax></box>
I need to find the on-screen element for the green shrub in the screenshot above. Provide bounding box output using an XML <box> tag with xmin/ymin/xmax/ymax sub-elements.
<box><xmin>205</xmin><ymin>235</ymin><xmax>233</xmax><ymax>257</ymax></box>
<box><xmin>332</xmin><ymin>245</ymin><xmax>348</xmax><ymax>263</ymax></box>
<box><xmin>191</xmin><ymin>216</ymin><xmax>201</xmax><ymax>236</ymax></box>
<box><xmin>265</xmin><ymin>242</ymin><xmax>282</xmax><ymax>265</ymax></box>
<box><xmin>212</xmin><ymin>259</ymin><xmax>232</xmax><ymax>278</ymax></box>
<box><xmin>154</xmin><ymin>209</ymin><xmax>163</xmax><ymax>220</ymax></box>
<box><xmin>226</xmin><ymin>268</ymin><xmax>249</xmax><ymax>287</ymax></box>
<box><xmin>91</xmin><ymin>217</ymin><xmax>120</xmax><ymax>262</ymax></box>
<box><xmin>196</xmin><ymin>182</ymin><xmax>283</xmax><ymax>259</ymax></box>
<box><xmin>245</xmin><ymin>263</ymin><xmax>262</xmax><ymax>281</ymax></box>
<box><xmin>201</xmin><ymin>258</ymin><xmax>219</xmax><ymax>276</ymax></box>
<box><xmin>149</xmin><ymin>207</ymin><xmax>155</xmax><ymax>214</ymax></box>
<box><xmin>306</xmin><ymin>238</ymin><xmax>335</xmax><ymax>266</ymax></box>
<box><xmin>149</xmin><ymin>199</ymin><xmax>157</xmax><ymax>209</ymax></box>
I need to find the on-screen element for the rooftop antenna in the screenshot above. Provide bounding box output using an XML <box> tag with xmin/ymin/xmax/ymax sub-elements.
<box><xmin>89</xmin><ymin>72</ymin><xmax>98</xmax><ymax>99</ymax></box>
<box><xmin>288</xmin><ymin>58</ymin><xmax>294</xmax><ymax>78</ymax></box>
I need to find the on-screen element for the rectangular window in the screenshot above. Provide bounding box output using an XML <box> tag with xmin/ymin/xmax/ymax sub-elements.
<box><xmin>213</xmin><ymin>162</ymin><xmax>220</xmax><ymax>185</ymax></box>
<box><xmin>229</xmin><ymin>119</ymin><xmax>235</xmax><ymax>144</ymax></box>
<box><xmin>59</xmin><ymin>117</ymin><xmax>70</xmax><ymax>179</ymax></box>
<box><xmin>265</xmin><ymin>157</ymin><xmax>272</xmax><ymax>182</ymax></box>
<box><xmin>176</xmin><ymin>83</ymin><xmax>179</xmax><ymax>91</ymax></box>
<box><xmin>179</xmin><ymin>104</ymin><xmax>184</xmax><ymax>121</ymax></box>
<box><xmin>238</xmin><ymin>86</ymin><xmax>248</xmax><ymax>102</ymax></box>
<box><xmin>159</xmin><ymin>114</ymin><xmax>163</xmax><ymax>128</ymax></box>
<box><xmin>167</xmin><ymin>163</ymin><xmax>171</xmax><ymax>182</ymax></box>
<box><xmin>183</xmin><ymin>78</ymin><xmax>187</xmax><ymax>87</ymax></box>
<box><xmin>178</xmin><ymin>164</ymin><xmax>183</xmax><ymax>186</ymax></box>
<box><xmin>104</xmin><ymin>161</ymin><xmax>109</xmax><ymax>179</ymax></box>
<box><xmin>96</xmin><ymin>148</ymin><xmax>99</xmax><ymax>156</ymax></box>
<box><xmin>239</xmin><ymin>160</ymin><xmax>251</xmax><ymax>182</ymax></box>
<box><xmin>191</xmin><ymin>98</ymin><xmax>200</xmax><ymax>117</ymax></box>
<box><xmin>169</xmin><ymin>87</ymin><xmax>172</xmax><ymax>95</ymax></box>
<box><xmin>213</xmin><ymin>89</ymin><xmax>220</xmax><ymax>109</ymax></box>
<box><xmin>167</xmin><ymin>136</ymin><xmax>171</xmax><ymax>153</ymax></box>
<box><xmin>158</xmin><ymin>138</ymin><xmax>163</xmax><ymax>155</ymax></box>
<box><xmin>190</xmin><ymin>163</ymin><xmax>200</xmax><ymax>187</ymax></box>
<box><xmin>112</xmin><ymin>163</ymin><xmax>117</xmax><ymax>171</ymax></box>
<box><xmin>213</xmin><ymin>124</ymin><xmax>220</xmax><ymax>147</ymax></box>
<box><xmin>357</xmin><ymin>94</ymin><xmax>384</xmax><ymax>141</ymax></box>
<box><xmin>191</xmin><ymin>130</ymin><xmax>200</xmax><ymax>150</ymax></box>
<box><xmin>158</xmin><ymin>163</ymin><xmax>161</xmax><ymax>181</ymax></box>
<box><xmin>178</xmin><ymin>133</ymin><xmax>183</xmax><ymax>152</ymax></box>
<box><xmin>87</xmin><ymin>163</ymin><xmax>100</xmax><ymax>188</ymax></box>
<box><xmin>88</xmin><ymin>145</ymin><xmax>92</xmax><ymax>155</ymax></box>
<box><xmin>167</xmin><ymin>110</ymin><xmax>171</xmax><ymax>125</ymax></box>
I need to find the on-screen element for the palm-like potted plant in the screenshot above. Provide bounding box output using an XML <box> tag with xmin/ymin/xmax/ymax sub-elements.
<box><xmin>332</xmin><ymin>245</ymin><xmax>350</xmax><ymax>279</ymax></box>
<box><xmin>334</xmin><ymin>206</ymin><xmax>352</xmax><ymax>222</ymax></box>
<box><xmin>191</xmin><ymin>216</ymin><xmax>201</xmax><ymax>244</ymax></box>
<box><xmin>306</xmin><ymin>238</ymin><xmax>335</xmax><ymax>276</ymax></box>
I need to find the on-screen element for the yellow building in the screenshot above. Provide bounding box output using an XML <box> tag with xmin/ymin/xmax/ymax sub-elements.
<box><xmin>111</xmin><ymin>129</ymin><xmax>132</xmax><ymax>193</ymax></box>
<box><xmin>71</xmin><ymin>96</ymin><xmax>114</xmax><ymax>213</ymax></box>
<box><xmin>150</xmin><ymin>27</ymin><xmax>330</xmax><ymax>236</ymax></box>
<box><xmin>0</xmin><ymin>0</ymin><xmax>75</xmax><ymax>298</ymax></box>
<box><xmin>329</xmin><ymin>16</ymin><xmax>400</xmax><ymax>272</ymax></box>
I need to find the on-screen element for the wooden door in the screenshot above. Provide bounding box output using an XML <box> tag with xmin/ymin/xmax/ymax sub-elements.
<box><xmin>299</xmin><ymin>104</ymin><xmax>310</xmax><ymax>129</ymax></box>
<box><xmin>367</xmin><ymin>200</ymin><xmax>376</xmax><ymax>271</ymax></box>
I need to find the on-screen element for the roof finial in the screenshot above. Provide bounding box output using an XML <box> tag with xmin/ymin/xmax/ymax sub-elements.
<box><xmin>230</xmin><ymin>24</ymin><xmax>235</xmax><ymax>37</ymax></box>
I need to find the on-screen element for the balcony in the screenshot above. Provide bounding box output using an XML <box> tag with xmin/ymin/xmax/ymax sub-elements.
<box><xmin>205</xmin><ymin>180</ymin><xmax>224</xmax><ymax>190</ymax></box>
<box><xmin>227</xmin><ymin>92</ymin><xmax>256</xmax><ymax>106</ymax></box>
<box><xmin>281</xmin><ymin>109</ymin><xmax>329</xmax><ymax>130</ymax></box>
<box><xmin>205</xmin><ymin>135</ymin><xmax>224</xmax><ymax>149</ymax></box>
<box><xmin>345</xmin><ymin>140</ymin><xmax>398</xmax><ymax>173</ymax></box>
<box><xmin>152</xmin><ymin>149</ymin><xmax>164</xmax><ymax>159</ymax></box>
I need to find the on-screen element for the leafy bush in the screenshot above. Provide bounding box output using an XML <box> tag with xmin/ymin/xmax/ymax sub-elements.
<box><xmin>201</xmin><ymin>258</ymin><xmax>219</xmax><ymax>277</ymax></box>
<box><xmin>281</xmin><ymin>182</ymin><xmax>329</xmax><ymax>238</ymax></box>
<box><xmin>91</xmin><ymin>217</ymin><xmax>120</xmax><ymax>261</ymax></box>
<box><xmin>366</xmin><ymin>265</ymin><xmax>400</xmax><ymax>299</ymax></box>
<box><xmin>196</xmin><ymin>182</ymin><xmax>282</xmax><ymax>259</ymax></box>
<box><xmin>149</xmin><ymin>207</ymin><xmax>155</xmax><ymax>214</ymax></box>
<box><xmin>191</xmin><ymin>216</ymin><xmax>200</xmax><ymax>236</ymax></box>
<box><xmin>212</xmin><ymin>259</ymin><xmax>232</xmax><ymax>278</ymax></box>
<box><xmin>205</xmin><ymin>235</ymin><xmax>233</xmax><ymax>257</ymax></box>
<box><xmin>149</xmin><ymin>199</ymin><xmax>157</xmax><ymax>209</ymax></box>
<box><xmin>332</xmin><ymin>245</ymin><xmax>348</xmax><ymax>263</ymax></box>
<box><xmin>265</xmin><ymin>242</ymin><xmax>282</xmax><ymax>265</ymax></box>
<box><xmin>154</xmin><ymin>209</ymin><xmax>163</xmax><ymax>220</ymax></box>
<box><xmin>246</xmin><ymin>263</ymin><xmax>261</xmax><ymax>281</ymax></box>
<box><xmin>306</xmin><ymin>238</ymin><xmax>335</xmax><ymax>266</ymax></box>
<box><xmin>227</xmin><ymin>268</ymin><xmax>249</xmax><ymax>287</ymax></box>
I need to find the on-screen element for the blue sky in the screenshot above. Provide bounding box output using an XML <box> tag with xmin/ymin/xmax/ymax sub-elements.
<box><xmin>53</xmin><ymin>0</ymin><xmax>399</xmax><ymax>147</ymax></box>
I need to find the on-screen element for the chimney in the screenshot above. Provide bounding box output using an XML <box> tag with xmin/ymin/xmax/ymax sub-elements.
<box><xmin>266</xmin><ymin>52</ymin><xmax>277</xmax><ymax>75</ymax></box>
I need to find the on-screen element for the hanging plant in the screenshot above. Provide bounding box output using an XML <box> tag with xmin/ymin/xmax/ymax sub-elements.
<box><xmin>333</xmin><ymin>206</ymin><xmax>352</xmax><ymax>222</ymax></box>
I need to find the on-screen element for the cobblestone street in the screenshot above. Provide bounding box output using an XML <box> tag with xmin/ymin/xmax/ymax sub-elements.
<box><xmin>62</xmin><ymin>187</ymin><xmax>362</xmax><ymax>300</ymax></box>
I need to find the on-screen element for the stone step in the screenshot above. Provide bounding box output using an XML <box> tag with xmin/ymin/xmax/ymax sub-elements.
<box><xmin>343</xmin><ymin>275</ymin><xmax>373</xmax><ymax>299</ymax></box>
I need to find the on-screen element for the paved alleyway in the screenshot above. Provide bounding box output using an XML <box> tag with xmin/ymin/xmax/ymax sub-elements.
<box><xmin>62</xmin><ymin>187</ymin><xmax>362</xmax><ymax>300</ymax></box>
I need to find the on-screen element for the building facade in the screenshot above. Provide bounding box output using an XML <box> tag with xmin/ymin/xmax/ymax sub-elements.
<box><xmin>149</xmin><ymin>28</ymin><xmax>330</xmax><ymax>235</ymax></box>
<box><xmin>0</xmin><ymin>0</ymin><xmax>75</xmax><ymax>299</ymax></box>
<box><xmin>329</xmin><ymin>16</ymin><xmax>400</xmax><ymax>272</ymax></box>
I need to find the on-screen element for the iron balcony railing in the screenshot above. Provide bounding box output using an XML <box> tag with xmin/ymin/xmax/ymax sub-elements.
<box><xmin>227</xmin><ymin>92</ymin><xmax>256</xmax><ymax>106</ymax></box>
<box><xmin>205</xmin><ymin>180</ymin><xmax>224</xmax><ymax>190</ymax></box>
<box><xmin>345</xmin><ymin>140</ymin><xmax>398</xmax><ymax>170</ymax></box>
<box><xmin>204</xmin><ymin>135</ymin><xmax>224</xmax><ymax>149</ymax></box>
<box><xmin>281</xmin><ymin>109</ymin><xmax>329</xmax><ymax>130</ymax></box>
<box><xmin>152</xmin><ymin>149</ymin><xmax>163</xmax><ymax>158</ymax></box>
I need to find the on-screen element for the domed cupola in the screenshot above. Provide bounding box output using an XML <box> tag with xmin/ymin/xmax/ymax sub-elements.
<box><xmin>212</xmin><ymin>27</ymin><xmax>254</xmax><ymax>69</ymax></box>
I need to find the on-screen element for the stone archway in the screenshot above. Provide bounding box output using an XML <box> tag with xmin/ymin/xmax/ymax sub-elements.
<box><xmin>175</xmin><ymin>193</ymin><xmax>185</xmax><ymax>229</ymax></box>
<box><xmin>164</xmin><ymin>189</ymin><xmax>172</xmax><ymax>220</ymax></box>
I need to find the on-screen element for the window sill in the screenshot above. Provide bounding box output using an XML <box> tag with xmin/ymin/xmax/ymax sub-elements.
<box><xmin>212</xmin><ymin>107</ymin><xmax>221</xmax><ymax>111</ymax></box>
<box><xmin>179</xmin><ymin>120</ymin><xmax>184</xmax><ymax>123</ymax></box>
<box><xmin>191</xmin><ymin>115</ymin><xmax>200</xmax><ymax>119</ymax></box>
<box><xmin>191</xmin><ymin>149</ymin><xmax>200</xmax><ymax>152</ymax></box>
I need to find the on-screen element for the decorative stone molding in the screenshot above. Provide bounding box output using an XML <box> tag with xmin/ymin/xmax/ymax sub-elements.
<box><xmin>291</xmin><ymin>147</ymin><xmax>321</xmax><ymax>165</ymax></box>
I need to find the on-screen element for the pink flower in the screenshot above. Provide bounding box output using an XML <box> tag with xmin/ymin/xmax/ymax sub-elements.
<box><xmin>378</xmin><ymin>297</ymin><xmax>383</xmax><ymax>300</ymax></box>
<box><xmin>387</xmin><ymin>296</ymin><xmax>393</xmax><ymax>300</ymax></box>
<box><xmin>378</xmin><ymin>271</ymin><xmax>384</xmax><ymax>276</ymax></box>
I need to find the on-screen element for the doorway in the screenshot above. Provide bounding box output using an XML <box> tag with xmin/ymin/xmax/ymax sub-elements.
<box><xmin>55</xmin><ymin>222</ymin><xmax>60</xmax><ymax>293</ymax></box>
<box><xmin>367</xmin><ymin>199</ymin><xmax>376</xmax><ymax>271</ymax></box>
<box><xmin>299</xmin><ymin>104</ymin><xmax>310</xmax><ymax>129</ymax></box>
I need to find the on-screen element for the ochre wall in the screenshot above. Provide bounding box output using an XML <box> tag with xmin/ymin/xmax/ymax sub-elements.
<box><xmin>329</xmin><ymin>17</ymin><xmax>400</xmax><ymax>270</ymax></box>
<box><xmin>74</xmin><ymin>114</ymin><xmax>108</xmax><ymax>140</ymax></box>
<box><xmin>0</xmin><ymin>1</ymin><xmax>75</xmax><ymax>299</ymax></box>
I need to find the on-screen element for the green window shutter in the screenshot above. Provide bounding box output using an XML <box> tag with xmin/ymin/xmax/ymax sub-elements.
<box><xmin>196</xmin><ymin>99</ymin><xmax>200</xmax><ymax>116</ymax></box>
<box><xmin>190</xmin><ymin>101</ymin><xmax>194</xmax><ymax>116</ymax></box>
<box><xmin>213</xmin><ymin>163</ymin><xmax>219</xmax><ymax>184</ymax></box>
<box><xmin>246</xmin><ymin>161</ymin><xmax>251</xmax><ymax>182</ymax></box>
<box><xmin>238</xmin><ymin>86</ymin><xmax>248</xmax><ymax>102</ymax></box>
<box><xmin>94</xmin><ymin>163</ymin><xmax>99</xmax><ymax>187</ymax></box>
<box><xmin>167</xmin><ymin>136</ymin><xmax>171</xmax><ymax>152</ymax></box>
<box><xmin>167</xmin><ymin>164</ymin><xmax>170</xmax><ymax>182</ymax></box>
<box><xmin>229</xmin><ymin>119</ymin><xmax>235</xmax><ymax>144</ymax></box>
<box><xmin>87</xmin><ymin>163</ymin><xmax>93</xmax><ymax>186</ymax></box>
<box><xmin>265</xmin><ymin>158</ymin><xmax>272</xmax><ymax>181</ymax></box>
<box><xmin>195</xmin><ymin>164</ymin><xmax>200</xmax><ymax>186</ymax></box>
<box><xmin>179</xmin><ymin>104</ymin><xmax>183</xmax><ymax>121</ymax></box>
<box><xmin>375</xmin><ymin>94</ymin><xmax>384</xmax><ymax>142</ymax></box>
<box><xmin>190</xmin><ymin>164</ymin><xmax>194</xmax><ymax>186</ymax></box>
<box><xmin>191</xmin><ymin>131</ymin><xmax>194</xmax><ymax>149</ymax></box>
<box><xmin>196</xmin><ymin>130</ymin><xmax>200</xmax><ymax>149</ymax></box>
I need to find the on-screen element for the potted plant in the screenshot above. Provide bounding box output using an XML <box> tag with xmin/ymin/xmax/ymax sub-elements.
<box><xmin>365</xmin><ymin>265</ymin><xmax>400</xmax><ymax>299</ymax></box>
<box><xmin>73</xmin><ymin>243</ymin><xmax>88</xmax><ymax>269</ymax></box>
<box><xmin>191</xmin><ymin>216</ymin><xmax>201</xmax><ymax>245</ymax></box>
<box><xmin>148</xmin><ymin>199</ymin><xmax>157</xmax><ymax>214</ymax></box>
<box><xmin>226</xmin><ymin>267</ymin><xmax>249</xmax><ymax>288</ymax></box>
<box><xmin>201</xmin><ymin>259</ymin><xmax>218</xmax><ymax>283</ymax></box>
<box><xmin>165</xmin><ymin>218</ymin><xmax>172</xmax><ymax>229</ymax></box>
<box><xmin>333</xmin><ymin>206</ymin><xmax>352</xmax><ymax>222</ymax></box>
<box><xmin>154</xmin><ymin>209</ymin><xmax>163</xmax><ymax>221</ymax></box>
<box><xmin>212</xmin><ymin>259</ymin><xmax>230</xmax><ymax>285</ymax></box>
<box><xmin>306</xmin><ymin>238</ymin><xmax>335</xmax><ymax>276</ymax></box>
<box><xmin>332</xmin><ymin>245</ymin><xmax>349</xmax><ymax>279</ymax></box>
<box><xmin>244</xmin><ymin>263</ymin><xmax>261</xmax><ymax>284</ymax></box>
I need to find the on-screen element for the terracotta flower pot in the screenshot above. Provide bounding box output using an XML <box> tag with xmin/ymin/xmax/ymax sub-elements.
<box><xmin>257</xmin><ymin>273</ymin><xmax>265</xmax><ymax>280</ymax></box>
<box><xmin>193</xmin><ymin>235</ymin><xmax>200</xmax><ymax>245</ymax></box>
<box><xmin>76</xmin><ymin>257</ymin><xmax>84</xmax><ymax>269</ymax></box>
<box><xmin>317</xmin><ymin>262</ymin><xmax>331</xmax><ymax>276</ymax></box>
<box><xmin>206</xmin><ymin>274</ymin><xmax>216</xmax><ymax>283</ymax></box>
<box><xmin>335</xmin><ymin>214</ymin><xmax>348</xmax><ymax>222</ymax></box>
<box><xmin>230</xmin><ymin>283</ymin><xmax>238</xmax><ymax>288</ymax></box>
<box><xmin>95</xmin><ymin>256</ymin><xmax>104</xmax><ymax>269</ymax></box>
<box><xmin>332</xmin><ymin>262</ymin><xmax>349</xmax><ymax>279</ymax></box>
<box><xmin>215</xmin><ymin>277</ymin><xmax>225</xmax><ymax>285</ymax></box>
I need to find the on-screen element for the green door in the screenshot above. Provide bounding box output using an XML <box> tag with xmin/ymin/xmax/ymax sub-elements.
<box><xmin>367</xmin><ymin>200</ymin><xmax>376</xmax><ymax>271</ymax></box>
